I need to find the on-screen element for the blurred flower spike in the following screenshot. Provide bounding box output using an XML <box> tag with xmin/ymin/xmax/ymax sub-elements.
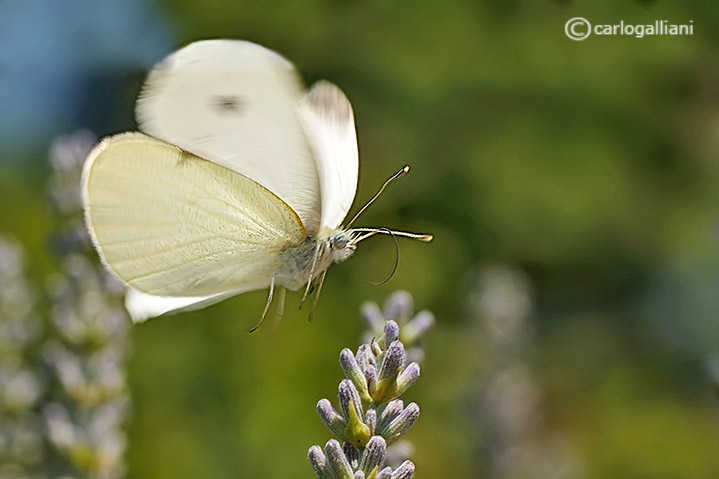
<box><xmin>361</xmin><ymin>291</ymin><xmax>434</xmax><ymax>364</ymax></box>
<box><xmin>309</xmin><ymin>292</ymin><xmax>433</xmax><ymax>479</ymax></box>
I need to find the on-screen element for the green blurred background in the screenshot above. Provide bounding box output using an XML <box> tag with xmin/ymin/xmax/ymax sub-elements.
<box><xmin>2</xmin><ymin>0</ymin><xmax>719</xmax><ymax>477</ymax></box>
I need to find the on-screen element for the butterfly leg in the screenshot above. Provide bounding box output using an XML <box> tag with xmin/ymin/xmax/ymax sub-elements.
<box><xmin>300</xmin><ymin>242</ymin><xmax>323</xmax><ymax>309</ymax></box>
<box><xmin>272</xmin><ymin>287</ymin><xmax>287</xmax><ymax>332</ymax></box>
<box><xmin>307</xmin><ymin>270</ymin><xmax>328</xmax><ymax>322</ymax></box>
<box><xmin>249</xmin><ymin>276</ymin><xmax>275</xmax><ymax>333</ymax></box>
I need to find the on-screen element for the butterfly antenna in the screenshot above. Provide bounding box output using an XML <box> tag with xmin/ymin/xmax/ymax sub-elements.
<box><xmin>351</xmin><ymin>228</ymin><xmax>433</xmax><ymax>243</ymax></box>
<box><xmin>366</xmin><ymin>228</ymin><xmax>400</xmax><ymax>286</ymax></box>
<box><xmin>347</xmin><ymin>165</ymin><xmax>411</xmax><ymax>228</ymax></box>
<box><xmin>250</xmin><ymin>276</ymin><xmax>275</xmax><ymax>333</ymax></box>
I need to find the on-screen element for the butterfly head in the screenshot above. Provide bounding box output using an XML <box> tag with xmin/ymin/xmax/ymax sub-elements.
<box><xmin>327</xmin><ymin>229</ymin><xmax>356</xmax><ymax>263</ymax></box>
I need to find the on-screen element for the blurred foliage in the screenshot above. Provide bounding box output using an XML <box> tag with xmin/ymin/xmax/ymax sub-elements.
<box><xmin>1</xmin><ymin>0</ymin><xmax>719</xmax><ymax>478</ymax></box>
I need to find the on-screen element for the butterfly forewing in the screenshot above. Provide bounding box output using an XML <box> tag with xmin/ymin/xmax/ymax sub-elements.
<box><xmin>136</xmin><ymin>40</ymin><xmax>323</xmax><ymax>235</ymax></box>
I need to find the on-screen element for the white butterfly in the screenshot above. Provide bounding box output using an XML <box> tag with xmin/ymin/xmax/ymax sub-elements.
<box><xmin>82</xmin><ymin>40</ymin><xmax>432</xmax><ymax>325</ymax></box>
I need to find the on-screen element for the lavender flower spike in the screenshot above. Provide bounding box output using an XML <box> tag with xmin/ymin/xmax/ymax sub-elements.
<box><xmin>309</xmin><ymin>291</ymin><xmax>430</xmax><ymax>479</ymax></box>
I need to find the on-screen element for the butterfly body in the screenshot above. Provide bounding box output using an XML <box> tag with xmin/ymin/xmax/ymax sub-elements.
<box><xmin>277</xmin><ymin>230</ymin><xmax>355</xmax><ymax>291</ymax></box>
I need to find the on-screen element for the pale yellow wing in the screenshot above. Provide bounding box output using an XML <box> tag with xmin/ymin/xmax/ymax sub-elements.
<box><xmin>82</xmin><ymin>132</ymin><xmax>306</xmax><ymax>299</ymax></box>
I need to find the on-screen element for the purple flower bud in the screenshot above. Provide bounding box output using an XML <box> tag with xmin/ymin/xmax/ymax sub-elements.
<box><xmin>317</xmin><ymin>399</ymin><xmax>346</xmax><ymax>439</ymax></box>
<box><xmin>384</xmin><ymin>291</ymin><xmax>413</xmax><ymax>322</ymax></box>
<box><xmin>377</xmin><ymin>399</ymin><xmax>403</xmax><ymax>433</ymax></box>
<box><xmin>343</xmin><ymin>441</ymin><xmax>360</xmax><ymax>469</ymax></box>
<box><xmin>356</xmin><ymin>344</ymin><xmax>375</xmax><ymax>371</ymax></box>
<box><xmin>382</xmin><ymin>403</ymin><xmax>419</xmax><ymax>445</ymax></box>
<box><xmin>354</xmin><ymin>472</ymin><xmax>366</xmax><ymax>479</ymax></box>
<box><xmin>360</xmin><ymin>435</ymin><xmax>387</xmax><ymax>474</ymax></box>
<box><xmin>44</xmin><ymin>402</ymin><xmax>79</xmax><ymax>450</ymax></box>
<box><xmin>402</xmin><ymin>311</ymin><xmax>434</xmax><ymax>345</ymax></box>
<box><xmin>340</xmin><ymin>348</ymin><xmax>370</xmax><ymax>400</ymax></box>
<box><xmin>376</xmin><ymin>466</ymin><xmax>393</xmax><ymax>479</ymax></box>
<box><xmin>390</xmin><ymin>460</ymin><xmax>415</xmax><ymax>479</ymax></box>
<box><xmin>308</xmin><ymin>445</ymin><xmax>332</xmax><ymax>479</ymax></box>
<box><xmin>325</xmin><ymin>439</ymin><xmax>354</xmax><ymax>479</ymax></box>
<box><xmin>339</xmin><ymin>380</ymin><xmax>371</xmax><ymax>448</ymax></box>
<box><xmin>395</xmin><ymin>362</ymin><xmax>420</xmax><ymax>397</ymax></box>
<box><xmin>361</xmin><ymin>301</ymin><xmax>385</xmax><ymax>332</ymax></box>
<box><xmin>338</xmin><ymin>379</ymin><xmax>364</xmax><ymax>420</ymax></box>
<box><xmin>382</xmin><ymin>321</ymin><xmax>400</xmax><ymax>347</ymax></box>
<box><xmin>378</xmin><ymin>341</ymin><xmax>404</xmax><ymax>382</ymax></box>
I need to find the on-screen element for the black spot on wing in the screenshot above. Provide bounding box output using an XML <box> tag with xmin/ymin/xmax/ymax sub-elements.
<box><xmin>213</xmin><ymin>95</ymin><xmax>245</xmax><ymax>115</ymax></box>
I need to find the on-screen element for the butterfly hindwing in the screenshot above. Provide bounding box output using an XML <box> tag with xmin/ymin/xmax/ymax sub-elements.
<box><xmin>298</xmin><ymin>81</ymin><xmax>359</xmax><ymax>231</ymax></box>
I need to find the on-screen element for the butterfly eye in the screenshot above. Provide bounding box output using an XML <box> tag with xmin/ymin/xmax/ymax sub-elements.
<box><xmin>329</xmin><ymin>234</ymin><xmax>348</xmax><ymax>250</ymax></box>
<box><xmin>335</xmin><ymin>236</ymin><xmax>348</xmax><ymax>249</ymax></box>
